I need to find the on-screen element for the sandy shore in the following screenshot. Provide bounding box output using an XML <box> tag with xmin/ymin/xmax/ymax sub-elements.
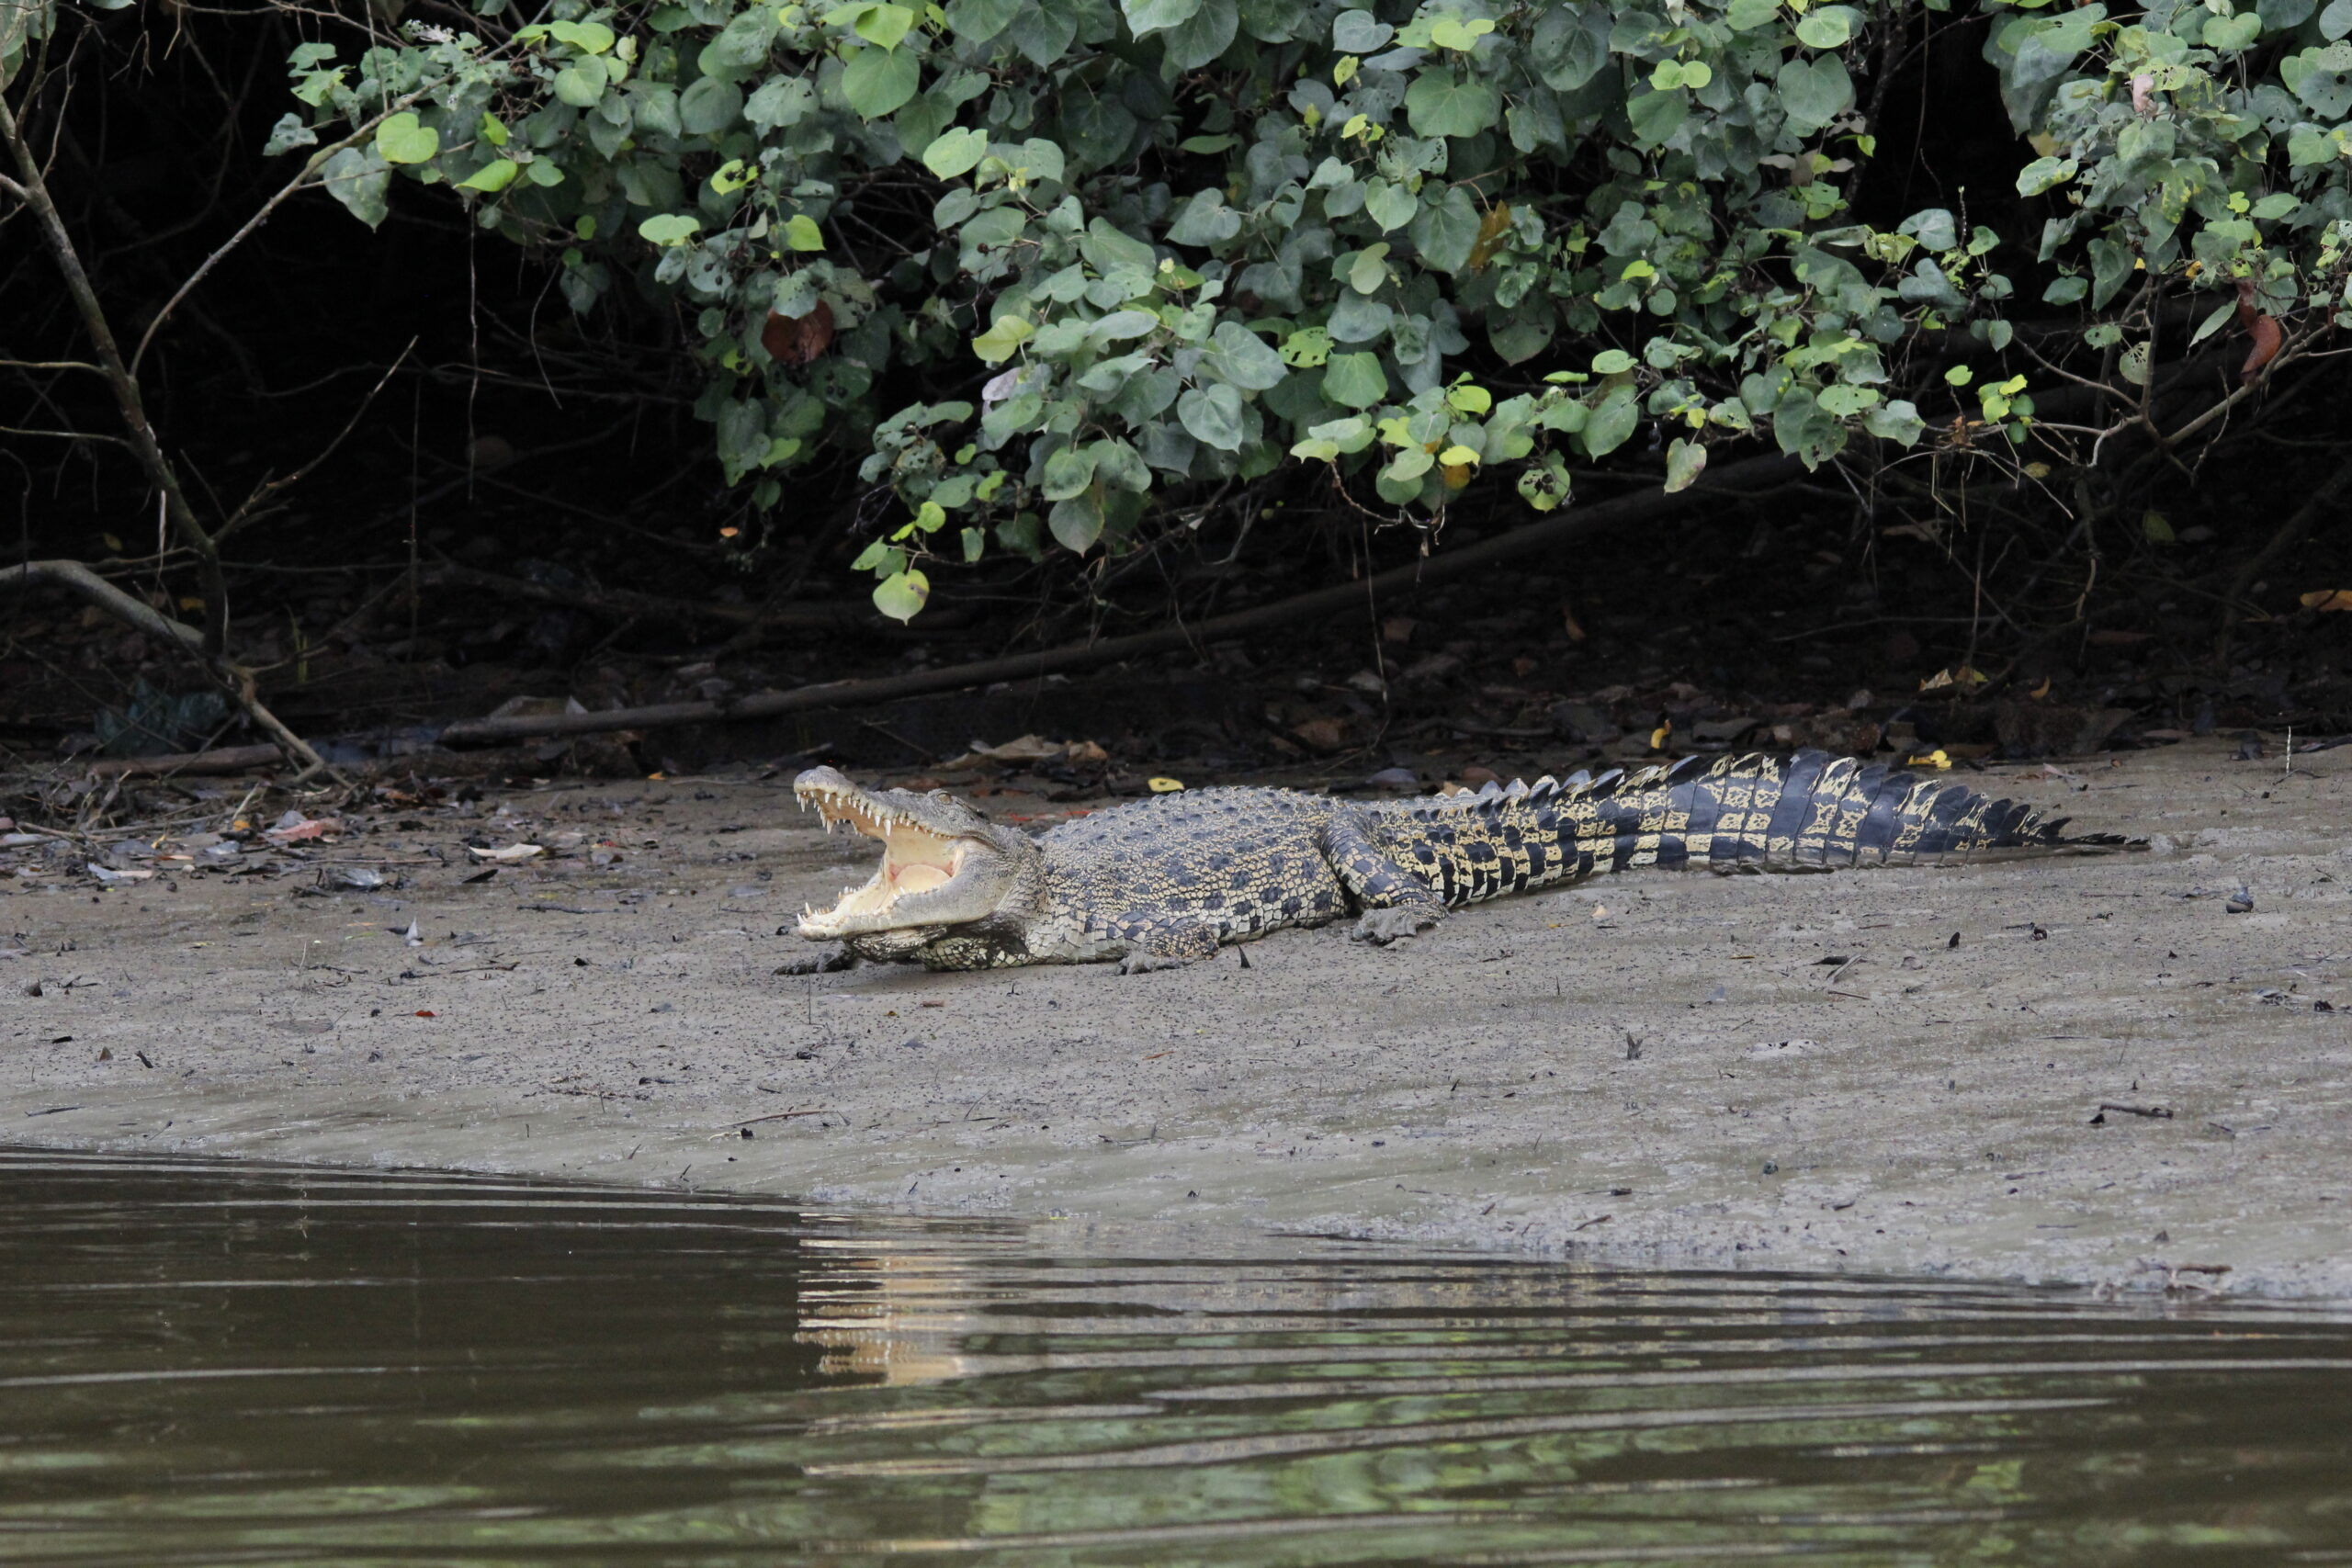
<box><xmin>5</xmin><ymin>739</ymin><xmax>2348</xmax><ymax>1296</ymax></box>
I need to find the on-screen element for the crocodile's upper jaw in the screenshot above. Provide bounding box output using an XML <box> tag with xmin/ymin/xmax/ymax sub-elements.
<box><xmin>792</xmin><ymin>767</ymin><xmax>1026</xmax><ymax>940</ymax></box>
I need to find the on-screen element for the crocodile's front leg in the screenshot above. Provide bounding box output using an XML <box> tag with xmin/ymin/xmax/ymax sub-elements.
<box><xmin>775</xmin><ymin>942</ymin><xmax>859</xmax><ymax>975</ymax></box>
<box><xmin>1320</xmin><ymin>813</ymin><xmax>1448</xmax><ymax>945</ymax></box>
<box><xmin>1115</xmin><ymin>924</ymin><xmax>1222</xmax><ymax>974</ymax></box>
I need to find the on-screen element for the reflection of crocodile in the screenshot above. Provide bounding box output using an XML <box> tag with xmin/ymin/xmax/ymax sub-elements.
<box><xmin>788</xmin><ymin>751</ymin><xmax>2137</xmax><ymax>974</ymax></box>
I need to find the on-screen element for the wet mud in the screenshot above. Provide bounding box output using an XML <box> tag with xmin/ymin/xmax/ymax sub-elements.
<box><xmin>4</xmin><ymin>739</ymin><xmax>2347</xmax><ymax>1297</ymax></box>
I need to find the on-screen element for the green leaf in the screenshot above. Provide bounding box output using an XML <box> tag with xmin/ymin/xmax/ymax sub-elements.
<box><xmin>1429</xmin><ymin>15</ymin><xmax>1494</xmax><ymax>49</ymax></box>
<box><xmin>873</xmin><ymin>569</ymin><xmax>931</xmax><ymax>622</ymax></box>
<box><xmin>1581</xmin><ymin>386</ymin><xmax>1639</xmax><ymax>457</ymax></box>
<box><xmin>2087</xmin><ymin>237</ymin><xmax>2134</xmax><ymax>309</ymax></box>
<box><xmin>1625</xmin><ymin>89</ymin><xmax>1689</xmax><ymax>147</ymax></box>
<box><xmin>1403</xmin><ymin>73</ymin><xmax>1499</xmax><ymax>138</ymax></box>
<box><xmin>1518</xmin><ymin>455</ymin><xmax>1571</xmax><ymax>510</ymax></box>
<box><xmin>947</xmin><ymin>0</ymin><xmax>1023</xmax><ymax>40</ymax></box>
<box><xmin>1041</xmin><ymin>443</ymin><xmax>1099</xmax><ymax>499</ymax></box>
<box><xmin>547</xmin><ymin>18</ymin><xmax>616</xmax><ymax>52</ymax></box>
<box><xmin>1349</xmin><ymin>243</ymin><xmax>1391</xmax><ymax>294</ymax></box>
<box><xmin>318</xmin><ymin>146</ymin><xmax>390</xmax><ymax>229</ymax></box>
<box><xmin>1363</xmin><ymin>180</ymin><xmax>1418</xmax><ymax>232</ymax></box>
<box><xmin>1775</xmin><ymin>56</ymin><xmax>1852</xmax><ymax>135</ymax></box>
<box><xmin>2042</xmin><ymin>276</ymin><xmax>2087</xmax><ymax>304</ymax></box>
<box><xmin>457</xmin><ymin>158</ymin><xmax>520</xmax><ymax>193</ymax></box>
<box><xmin>1771</xmin><ymin>386</ymin><xmax>1847</xmax><ymax>468</ymax></box>
<box><xmin>1283</xmin><ymin>326</ymin><xmax>1333</xmax><ymax>367</ymax></box>
<box><xmin>1899</xmin><ymin>208</ymin><xmax>1957</xmax><ymax>252</ymax></box>
<box><xmin>1385</xmin><ymin>446</ymin><xmax>1434</xmax><ymax>482</ymax></box>
<box><xmin>2326</xmin><ymin>0</ymin><xmax>2352</xmax><ymax>37</ymax></box>
<box><xmin>1724</xmin><ymin>0</ymin><xmax>1779</xmax><ymax>28</ymax></box>
<box><xmin>678</xmin><ymin>76</ymin><xmax>745</xmax><ymax>133</ymax></box>
<box><xmin>1124</xmin><ymin>0</ymin><xmax>1203</xmax><ymax>33</ymax></box>
<box><xmin>786</xmin><ymin>214</ymin><xmax>825</xmax><ymax>251</ymax></box>
<box><xmin>1663</xmin><ymin>436</ymin><xmax>1705</xmax><ymax>493</ymax></box>
<box><xmin>1090</xmin><ymin>310</ymin><xmax>1159</xmax><ymax>344</ymax></box>
<box><xmin>1167</xmin><ymin>189</ymin><xmax>1243</xmax><ymax>245</ymax></box>
<box><xmin>1160</xmin><ymin>0</ymin><xmax>1238</xmax><ymax>68</ymax></box>
<box><xmin>1048</xmin><ymin>494</ymin><xmax>1103</xmax><ymax>551</ymax></box>
<box><xmin>1333</xmin><ymin>8</ymin><xmax>1392</xmax><ymax>49</ymax></box>
<box><xmin>699</xmin><ymin>7</ymin><xmax>780</xmax><ymax>78</ymax></box>
<box><xmin>1409</xmin><ymin>186</ymin><xmax>1481</xmax><ymax>273</ymax></box>
<box><xmin>973</xmin><ymin>314</ymin><xmax>1035</xmax><ymax>362</ymax></box>
<box><xmin>1815</xmin><ymin>383</ymin><xmax>1881</xmax><ymax>416</ymax></box>
<box><xmin>2251</xmin><ymin>191</ymin><xmax>2300</xmax><ymax>220</ymax></box>
<box><xmin>2015</xmin><ymin>155</ymin><xmax>2076</xmax><ymax>197</ymax></box>
<box><xmin>639</xmin><ymin>212</ymin><xmax>703</xmax><ymax>246</ymax></box>
<box><xmin>1590</xmin><ymin>348</ymin><xmax>1635</xmax><ymax>375</ymax></box>
<box><xmin>553</xmin><ymin>62</ymin><xmax>606</xmax><ymax>107</ymax></box>
<box><xmin>2289</xmin><ymin>128</ymin><xmax>2339</xmax><ymax>166</ymax></box>
<box><xmin>263</xmin><ymin>113</ymin><xmax>318</xmax><ymax>157</ymax></box>
<box><xmin>1794</xmin><ymin>6</ymin><xmax>1851</xmax><ymax>45</ymax></box>
<box><xmin>842</xmin><ymin>45</ymin><xmax>922</xmax><ymax>118</ymax></box>
<box><xmin>2202</xmin><ymin>9</ymin><xmax>2261</xmax><ymax>50</ymax></box>
<box><xmin>1322</xmin><ymin>351</ymin><xmax>1389</xmax><ymax>409</ymax></box>
<box><xmin>373</xmin><ymin>112</ymin><xmax>440</xmax><ymax>165</ymax></box>
<box><xmin>1204</xmin><ymin>321</ymin><xmax>1288</xmax><ymax>389</ymax></box>
<box><xmin>1861</xmin><ymin>400</ymin><xmax>1925</xmax><ymax>446</ymax></box>
<box><xmin>1177</xmin><ymin>382</ymin><xmax>1247</xmax><ymax>449</ymax></box>
<box><xmin>854</xmin><ymin>2</ymin><xmax>917</xmax><ymax>47</ymax></box>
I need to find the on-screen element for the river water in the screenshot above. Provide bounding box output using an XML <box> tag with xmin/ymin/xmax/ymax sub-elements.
<box><xmin>2</xmin><ymin>1147</ymin><xmax>2348</xmax><ymax>1565</ymax></box>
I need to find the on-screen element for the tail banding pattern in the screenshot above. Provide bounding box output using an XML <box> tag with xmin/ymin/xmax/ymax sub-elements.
<box><xmin>1383</xmin><ymin>749</ymin><xmax>2138</xmax><ymax>905</ymax></box>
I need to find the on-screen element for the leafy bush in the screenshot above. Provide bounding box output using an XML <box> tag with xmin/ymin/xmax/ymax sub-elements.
<box><xmin>280</xmin><ymin>0</ymin><xmax>2352</xmax><ymax>618</ymax></box>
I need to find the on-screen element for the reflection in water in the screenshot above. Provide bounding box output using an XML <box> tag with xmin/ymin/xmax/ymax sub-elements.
<box><xmin>2</xmin><ymin>1150</ymin><xmax>2349</xmax><ymax>1565</ymax></box>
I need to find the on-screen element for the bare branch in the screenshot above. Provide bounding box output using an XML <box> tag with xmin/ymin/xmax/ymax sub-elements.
<box><xmin>0</xmin><ymin>558</ymin><xmax>331</xmax><ymax>777</ymax></box>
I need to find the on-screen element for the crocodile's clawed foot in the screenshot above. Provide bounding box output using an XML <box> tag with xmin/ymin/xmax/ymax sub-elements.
<box><xmin>1115</xmin><ymin>930</ymin><xmax>1218</xmax><ymax>974</ymax></box>
<box><xmin>1351</xmin><ymin>907</ymin><xmax>1442</xmax><ymax>946</ymax></box>
<box><xmin>775</xmin><ymin>942</ymin><xmax>858</xmax><ymax>976</ymax></box>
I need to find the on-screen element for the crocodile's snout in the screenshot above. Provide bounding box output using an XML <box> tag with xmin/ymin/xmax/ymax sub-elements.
<box><xmin>791</xmin><ymin>768</ymin><xmax>1023</xmax><ymax>940</ymax></box>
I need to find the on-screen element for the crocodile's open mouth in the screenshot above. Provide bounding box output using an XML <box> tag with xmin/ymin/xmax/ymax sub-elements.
<box><xmin>794</xmin><ymin>777</ymin><xmax>976</xmax><ymax>933</ymax></box>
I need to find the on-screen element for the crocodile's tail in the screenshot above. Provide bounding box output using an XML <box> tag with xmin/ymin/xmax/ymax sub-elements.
<box><xmin>1543</xmin><ymin>748</ymin><xmax>2141</xmax><ymax>874</ymax></box>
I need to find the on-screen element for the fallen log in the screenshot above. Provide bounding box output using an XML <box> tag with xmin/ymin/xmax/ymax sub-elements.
<box><xmin>82</xmin><ymin>743</ymin><xmax>288</xmax><ymax>777</ymax></box>
<box><xmin>437</xmin><ymin>452</ymin><xmax>1802</xmax><ymax>747</ymax></box>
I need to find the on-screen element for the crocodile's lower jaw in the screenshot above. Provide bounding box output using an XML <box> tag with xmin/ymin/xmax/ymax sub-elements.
<box><xmin>794</xmin><ymin>783</ymin><xmax>971</xmax><ymax>937</ymax></box>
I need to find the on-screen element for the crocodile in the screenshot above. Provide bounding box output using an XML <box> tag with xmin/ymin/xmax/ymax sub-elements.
<box><xmin>786</xmin><ymin>750</ymin><xmax>2137</xmax><ymax>974</ymax></box>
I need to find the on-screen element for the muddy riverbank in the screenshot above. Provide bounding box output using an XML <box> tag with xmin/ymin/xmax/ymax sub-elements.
<box><xmin>5</xmin><ymin>739</ymin><xmax>2347</xmax><ymax>1297</ymax></box>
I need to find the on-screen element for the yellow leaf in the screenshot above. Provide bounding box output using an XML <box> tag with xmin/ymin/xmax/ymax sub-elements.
<box><xmin>1148</xmin><ymin>776</ymin><xmax>1185</xmax><ymax>793</ymax></box>
<box><xmin>1648</xmin><ymin>721</ymin><xmax>1671</xmax><ymax>750</ymax></box>
<box><xmin>101</xmin><ymin>533</ymin><xmax>123</xmax><ymax>551</ymax></box>
<box><xmin>1437</xmin><ymin>445</ymin><xmax>1479</xmax><ymax>466</ymax></box>
<box><xmin>177</xmin><ymin>596</ymin><xmax>206</xmax><ymax>612</ymax></box>
<box><xmin>2301</xmin><ymin>589</ymin><xmax>2352</xmax><ymax>612</ymax></box>
<box><xmin>2028</xmin><ymin>675</ymin><xmax>2051</xmax><ymax>698</ymax></box>
<box><xmin>1906</xmin><ymin>750</ymin><xmax>1952</xmax><ymax>770</ymax></box>
<box><xmin>1466</xmin><ymin>201</ymin><xmax>1513</xmax><ymax>272</ymax></box>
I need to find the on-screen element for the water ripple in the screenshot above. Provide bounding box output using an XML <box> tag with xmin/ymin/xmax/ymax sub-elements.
<box><xmin>1</xmin><ymin>1149</ymin><xmax>2348</xmax><ymax>1566</ymax></box>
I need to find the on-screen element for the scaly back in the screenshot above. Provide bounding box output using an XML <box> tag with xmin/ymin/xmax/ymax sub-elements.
<box><xmin>1370</xmin><ymin>749</ymin><xmax>2137</xmax><ymax>906</ymax></box>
